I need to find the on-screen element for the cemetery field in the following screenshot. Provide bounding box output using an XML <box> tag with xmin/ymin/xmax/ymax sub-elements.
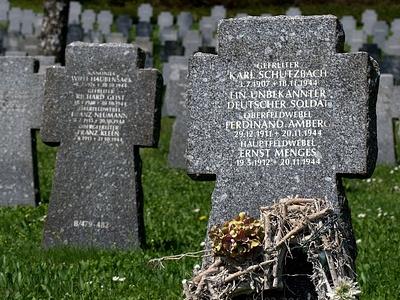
<box><xmin>0</xmin><ymin>118</ymin><xmax>398</xmax><ymax>299</ymax></box>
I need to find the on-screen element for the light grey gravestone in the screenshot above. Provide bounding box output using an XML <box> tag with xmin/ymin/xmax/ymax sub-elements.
<box><xmin>187</xmin><ymin>15</ymin><xmax>379</xmax><ymax>298</ymax></box>
<box><xmin>0</xmin><ymin>0</ymin><xmax>10</xmax><ymax>22</ymax></box>
<box><xmin>177</xmin><ymin>12</ymin><xmax>193</xmax><ymax>39</ymax></box>
<box><xmin>166</xmin><ymin>69</ymin><xmax>188</xmax><ymax>169</ymax></box>
<box><xmin>35</xmin><ymin>55</ymin><xmax>57</xmax><ymax>74</ymax></box>
<box><xmin>21</xmin><ymin>9</ymin><xmax>35</xmax><ymax>36</ymax></box>
<box><xmin>286</xmin><ymin>7</ymin><xmax>302</xmax><ymax>16</ymax></box>
<box><xmin>41</xmin><ymin>43</ymin><xmax>163</xmax><ymax>249</ymax></box>
<box><xmin>349</xmin><ymin>29</ymin><xmax>366</xmax><ymax>52</ymax></box>
<box><xmin>97</xmin><ymin>10</ymin><xmax>113</xmax><ymax>36</ymax></box>
<box><xmin>138</xmin><ymin>3</ymin><xmax>153</xmax><ymax>23</ymax></box>
<box><xmin>377</xmin><ymin>74</ymin><xmax>400</xmax><ymax>164</ymax></box>
<box><xmin>33</xmin><ymin>13</ymin><xmax>43</xmax><ymax>37</ymax></box>
<box><xmin>183</xmin><ymin>30</ymin><xmax>201</xmax><ymax>56</ymax></box>
<box><xmin>68</xmin><ymin>1</ymin><xmax>82</xmax><ymax>25</ymax></box>
<box><xmin>372</xmin><ymin>21</ymin><xmax>389</xmax><ymax>48</ymax></box>
<box><xmin>340</xmin><ymin>15</ymin><xmax>356</xmax><ymax>44</ymax></box>
<box><xmin>391</xmin><ymin>18</ymin><xmax>400</xmax><ymax>35</ymax></box>
<box><xmin>211</xmin><ymin>5</ymin><xmax>226</xmax><ymax>22</ymax></box>
<box><xmin>81</xmin><ymin>9</ymin><xmax>96</xmax><ymax>34</ymax></box>
<box><xmin>0</xmin><ymin>57</ymin><xmax>44</xmax><ymax>205</ymax></box>
<box><xmin>105</xmin><ymin>32</ymin><xmax>127</xmax><ymax>43</ymax></box>
<box><xmin>8</xmin><ymin>7</ymin><xmax>22</xmax><ymax>33</ymax></box>
<box><xmin>383</xmin><ymin>34</ymin><xmax>400</xmax><ymax>56</ymax></box>
<box><xmin>361</xmin><ymin>9</ymin><xmax>377</xmax><ymax>35</ymax></box>
<box><xmin>199</xmin><ymin>16</ymin><xmax>216</xmax><ymax>46</ymax></box>
<box><xmin>157</xmin><ymin>12</ymin><xmax>174</xmax><ymax>31</ymax></box>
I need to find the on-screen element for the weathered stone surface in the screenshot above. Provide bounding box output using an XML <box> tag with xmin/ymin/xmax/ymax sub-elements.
<box><xmin>377</xmin><ymin>74</ymin><xmax>400</xmax><ymax>164</ymax></box>
<box><xmin>187</xmin><ymin>15</ymin><xmax>379</xmax><ymax>298</ymax></box>
<box><xmin>166</xmin><ymin>69</ymin><xmax>188</xmax><ymax>169</ymax></box>
<box><xmin>0</xmin><ymin>57</ymin><xmax>44</xmax><ymax>205</ymax></box>
<box><xmin>42</xmin><ymin>43</ymin><xmax>162</xmax><ymax>249</ymax></box>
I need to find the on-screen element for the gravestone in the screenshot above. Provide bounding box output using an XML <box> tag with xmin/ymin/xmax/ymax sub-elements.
<box><xmin>0</xmin><ymin>0</ymin><xmax>10</xmax><ymax>22</ymax></box>
<box><xmin>183</xmin><ymin>30</ymin><xmax>201</xmax><ymax>56</ymax></box>
<box><xmin>97</xmin><ymin>10</ymin><xmax>113</xmax><ymax>35</ymax></box>
<box><xmin>8</xmin><ymin>7</ymin><xmax>22</xmax><ymax>33</ymax></box>
<box><xmin>381</xmin><ymin>56</ymin><xmax>400</xmax><ymax>84</ymax></box>
<box><xmin>166</xmin><ymin>69</ymin><xmax>188</xmax><ymax>168</ymax></box>
<box><xmin>286</xmin><ymin>7</ymin><xmax>302</xmax><ymax>16</ymax></box>
<box><xmin>187</xmin><ymin>15</ymin><xmax>379</xmax><ymax>298</ymax></box>
<box><xmin>377</xmin><ymin>74</ymin><xmax>400</xmax><ymax>164</ymax></box>
<box><xmin>199</xmin><ymin>16</ymin><xmax>216</xmax><ymax>46</ymax></box>
<box><xmin>392</xmin><ymin>18</ymin><xmax>400</xmax><ymax>35</ymax></box>
<box><xmin>116</xmin><ymin>15</ymin><xmax>132</xmax><ymax>38</ymax></box>
<box><xmin>157</xmin><ymin>12</ymin><xmax>173</xmax><ymax>31</ymax></box>
<box><xmin>105</xmin><ymin>32</ymin><xmax>127</xmax><ymax>43</ymax></box>
<box><xmin>33</xmin><ymin>13</ymin><xmax>43</xmax><ymax>36</ymax></box>
<box><xmin>361</xmin><ymin>9</ymin><xmax>377</xmax><ymax>35</ymax></box>
<box><xmin>372</xmin><ymin>21</ymin><xmax>388</xmax><ymax>48</ymax></box>
<box><xmin>42</xmin><ymin>42</ymin><xmax>163</xmax><ymax>249</ymax></box>
<box><xmin>383</xmin><ymin>34</ymin><xmax>400</xmax><ymax>56</ymax></box>
<box><xmin>22</xmin><ymin>35</ymin><xmax>41</xmax><ymax>56</ymax></box>
<box><xmin>21</xmin><ymin>9</ymin><xmax>35</xmax><ymax>36</ymax></box>
<box><xmin>67</xmin><ymin>24</ymin><xmax>84</xmax><ymax>44</ymax></box>
<box><xmin>349</xmin><ymin>29</ymin><xmax>366</xmax><ymax>52</ymax></box>
<box><xmin>81</xmin><ymin>9</ymin><xmax>96</xmax><ymax>34</ymax></box>
<box><xmin>211</xmin><ymin>5</ymin><xmax>226</xmax><ymax>22</ymax></box>
<box><xmin>68</xmin><ymin>1</ymin><xmax>82</xmax><ymax>25</ymax></box>
<box><xmin>138</xmin><ymin>3</ymin><xmax>152</xmax><ymax>22</ymax></box>
<box><xmin>160</xmin><ymin>27</ymin><xmax>178</xmax><ymax>45</ymax></box>
<box><xmin>35</xmin><ymin>55</ymin><xmax>57</xmax><ymax>74</ymax></box>
<box><xmin>360</xmin><ymin>43</ymin><xmax>381</xmax><ymax>63</ymax></box>
<box><xmin>136</xmin><ymin>21</ymin><xmax>152</xmax><ymax>38</ymax></box>
<box><xmin>340</xmin><ymin>16</ymin><xmax>356</xmax><ymax>45</ymax></box>
<box><xmin>161</xmin><ymin>40</ymin><xmax>184</xmax><ymax>62</ymax></box>
<box><xmin>0</xmin><ymin>57</ymin><xmax>44</xmax><ymax>205</ymax></box>
<box><xmin>177</xmin><ymin>12</ymin><xmax>193</xmax><ymax>39</ymax></box>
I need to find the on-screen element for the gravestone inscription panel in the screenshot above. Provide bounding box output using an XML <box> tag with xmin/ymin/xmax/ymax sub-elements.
<box><xmin>42</xmin><ymin>43</ymin><xmax>162</xmax><ymax>249</ymax></box>
<box><xmin>187</xmin><ymin>15</ymin><xmax>379</xmax><ymax>298</ymax></box>
<box><xmin>0</xmin><ymin>57</ymin><xmax>44</xmax><ymax>205</ymax></box>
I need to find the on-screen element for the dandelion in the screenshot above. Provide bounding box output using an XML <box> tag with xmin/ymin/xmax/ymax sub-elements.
<box><xmin>326</xmin><ymin>278</ymin><xmax>361</xmax><ymax>300</ymax></box>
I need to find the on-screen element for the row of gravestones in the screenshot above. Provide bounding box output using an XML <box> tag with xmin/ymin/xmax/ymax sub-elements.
<box><xmin>0</xmin><ymin>15</ymin><xmax>381</xmax><ymax>298</ymax></box>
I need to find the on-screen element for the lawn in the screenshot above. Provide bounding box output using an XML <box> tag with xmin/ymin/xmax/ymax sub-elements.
<box><xmin>0</xmin><ymin>118</ymin><xmax>399</xmax><ymax>299</ymax></box>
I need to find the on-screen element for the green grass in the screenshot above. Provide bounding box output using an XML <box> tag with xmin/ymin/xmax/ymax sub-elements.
<box><xmin>0</xmin><ymin>117</ymin><xmax>399</xmax><ymax>299</ymax></box>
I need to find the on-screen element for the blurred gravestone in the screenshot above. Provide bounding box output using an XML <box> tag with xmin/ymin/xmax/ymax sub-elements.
<box><xmin>35</xmin><ymin>55</ymin><xmax>57</xmax><ymax>74</ymax></box>
<box><xmin>391</xmin><ymin>19</ymin><xmax>400</xmax><ymax>35</ymax></box>
<box><xmin>166</xmin><ymin>69</ymin><xmax>188</xmax><ymax>169</ymax></box>
<box><xmin>105</xmin><ymin>32</ymin><xmax>127</xmax><ymax>43</ymax></box>
<box><xmin>21</xmin><ymin>9</ymin><xmax>35</xmax><ymax>36</ymax></box>
<box><xmin>0</xmin><ymin>0</ymin><xmax>10</xmax><ymax>22</ymax></box>
<box><xmin>177</xmin><ymin>12</ymin><xmax>193</xmax><ymax>39</ymax></box>
<box><xmin>8</xmin><ymin>8</ymin><xmax>22</xmax><ymax>33</ymax></box>
<box><xmin>0</xmin><ymin>57</ymin><xmax>44</xmax><ymax>206</ymax></box>
<box><xmin>377</xmin><ymin>74</ymin><xmax>400</xmax><ymax>164</ymax></box>
<box><xmin>187</xmin><ymin>15</ymin><xmax>379</xmax><ymax>299</ymax></box>
<box><xmin>286</xmin><ymin>7</ymin><xmax>302</xmax><ymax>16</ymax></box>
<box><xmin>183</xmin><ymin>30</ymin><xmax>201</xmax><ymax>56</ymax></box>
<box><xmin>42</xmin><ymin>42</ymin><xmax>163</xmax><ymax>249</ymax></box>
<box><xmin>341</xmin><ymin>15</ymin><xmax>356</xmax><ymax>45</ymax></box>
<box><xmin>360</xmin><ymin>43</ymin><xmax>381</xmax><ymax>63</ymax></box>
<box><xmin>136</xmin><ymin>22</ymin><xmax>152</xmax><ymax>38</ymax></box>
<box><xmin>138</xmin><ymin>3</ymin><xmax>152</xmax><ymax>22</ymax></box>
<box><xmin>211</xmin><ymin>5</ymin><xmax>226</xmax><ymax>22</ymax></box>
<box><xmin>381</xmin><ymin>56</ymin><xmax>400</xmax><ymax>84</ymax></box>
<box><xmin>157</xmin><ymin>12</ymin><xmax>173</xmax><ymax>31</ymax></box>
<box><xmin>372</xmin><ymin>21</ymin><xmax>388</xmax><ymax>48</ymax></box>
<box><xmin>67</xmin><ymin>24</ymin><xmax>84</xmax><ymax>44</ymax></box>
<box><xmin>362</xmin><ymin>9</ymin><xmax>377</xmax><ymax>35</ymax></box>
<box><xmin>97</xmin><ymin>10</ymin><xmax>113</xmax><ymax>36</ymax></box>
<box><xmin>33</xmin><ymin>13</ymin><xmax>43</xmax><ymax>37</ymax></box>
<box><xmin>349</xmin><ymin>29</ymin><xmax>366</xmax><ymax>52</ymax></box>
<box><xmin>68</xmin><ymin>1</ymin><xmax>81</xmax><ymax>25</ymax></box>
<box><xmin>383</xmin><ymin>34</ymin><xmax>400</xmax><ymax>56</ymax></box>
<box><xmin>81</xmin><ymin>9</ymin><xmax>96</xmax><ymax>34</ymax></box>
<box><xmin>116</xmin><ymin>15</ymin><xmax>132</xmax><ymax>38</ymax></box>
<box><xmin>200</xmin><ymin>16</ymin><xmax>216</xmax><ymax>46</ymax></box>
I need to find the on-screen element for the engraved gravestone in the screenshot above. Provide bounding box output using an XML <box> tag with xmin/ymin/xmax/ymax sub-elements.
<box><xmin>377</xmin><ymin>74</ymin><xmax>400</xmax><ymax>164</ymax></box>
<box><xmin>187</xmin><ymin>16</ymin><xmax>379</xmax><ymax>298</ymax></box>
<box><xmin>167</xmin><ymin>69</ymin><xmax>188</xmax><ymax>168</ymax></box>
<box><xmin>0</xmin><ymin>57</ymin><xmax>44</xmax><ymax>205</ymax></box>
<box><xmin>42</xmin><ymin>43</ymin><xmax>162</xmax><ymax>249</ymax></box>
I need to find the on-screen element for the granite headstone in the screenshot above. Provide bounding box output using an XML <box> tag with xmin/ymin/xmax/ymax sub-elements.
<box><xmin>41</xmin><ymin>43</ymin><xmax>163</xmax><ymax>249</ymax></box>
<box><xmin>0</xmin><ymin>57</ymin><xmax>44</xmax><ymax>205</ymax></box>
<box><xmin>187</xmin><ymin>15</ymin><xmax>379</xmax><ymax>298</ymax></box>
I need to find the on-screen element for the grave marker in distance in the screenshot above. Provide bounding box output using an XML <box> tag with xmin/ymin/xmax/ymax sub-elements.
<box><xmin>0</xmin><ymin>57</ymin><xmax>44</xmax><ymax>205</ymax></box>
<box><xmin>187</xmin><ymin>15</ymin><xmax>379</xmax><ymax>298</ymax></box>
<box><xmin>42</xmin><ymin>43</ymin><xmax>163</xmax><ymax>249</ymax></box>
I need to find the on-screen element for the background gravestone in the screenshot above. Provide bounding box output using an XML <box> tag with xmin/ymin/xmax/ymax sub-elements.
<box><xmin>0</xmin><ymin>57</ymin><xmax>44</xmax><ymax>206</ymax></box>
<box><xmin>187</xmin><ymin>15</ymin><xmax>379</xmax><ymax>298</ymax></box>
<box><xmin>377</xmin><ymin>74</ymin><xmax>400</xmax><ymax>164</ymax></box>
<box><xmin>42</xmin><ymin>43</ymin><xmax>163</xmax><ymax>249</ymax></box>
<box><xmin>166</xmin><ymin>69</ymin><xmax>188</xmax><ymax>169</ymax></box>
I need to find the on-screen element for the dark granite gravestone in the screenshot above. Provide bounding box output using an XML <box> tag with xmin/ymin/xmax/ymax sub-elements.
<box><xmin>377</xmin><ymin>74</ymin><xmax>400</xmax><ymax>164</ymax></box>
<box><xmin>161</xmin><ymin>41</ymin><xmax>184</xmax><ymax>62</ymax></box>
<box><xmin>41</xmin><ymin>43</ymin><xmax>163</xmax><ymax>249</ymax></box>
<box><xmin>381</xmin><ymin>55</ymin><xmax>400</xmax><ymax>85</ymax></box>
<box><xmin>166</xmin><ymin>69</ymin><xmax>188</xmax><ymax>169</ymax></box>
<box><xmin>360</xmin><ymin>43</ymin><xmax>381</xmax><ymax>64</ymax></box>
<box><xmin>0</xmin><ymin>57</ymin><xmax>44</xmax><ymax>205</ymax></box>
<box><xmin>136</xmin><ymin>21</ymin><xmax>152</xmax><ymax>38</ymax></box>
<box><xmin>67</xmin><ymin>24</ymin><xmax>84</xmax><ymax>44</ymax></box>
<box><xmin>116</xmin><ymin>15</ymin><xmax>132</xmax><ymax>38</ymax></box>
<box><xmin>187</xmin><ymin>16</ymin><xmax>379</xmax><ymax>298</ymax></box>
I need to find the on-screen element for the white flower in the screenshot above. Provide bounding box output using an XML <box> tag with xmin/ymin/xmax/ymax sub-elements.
<box><xmin>356</xmin><ymin>239</ymin><xmax>362</xmax><ymax>244</ymax></box>
<box><xmin>357</xmin><ymin>213</ymin><xmax>366</xmax><ymax>218</ymax></box>
<box><xmin>112</xmin><ymin>276</ymin><xmax>126</xmax><ymax>282</ymax></box>
<box><xmin>326</xmin><ymin>278</ymin><xmax>361</xmax><ymax>300</ymax></box>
